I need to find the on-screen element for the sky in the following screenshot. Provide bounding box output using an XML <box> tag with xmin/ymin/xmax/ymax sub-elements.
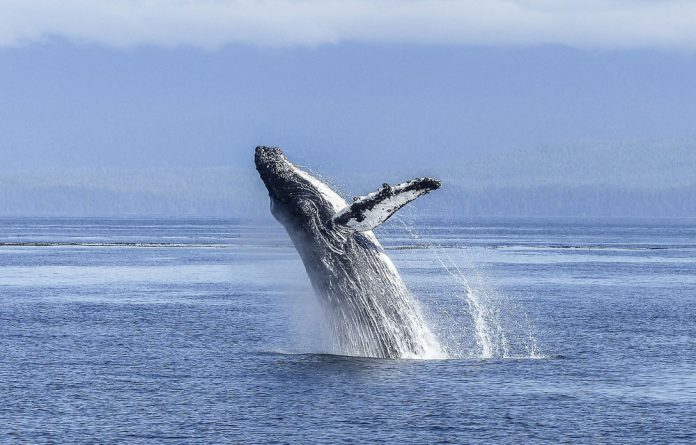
<box><xmin>1</xmin><ymin>1</ymin><xmax>695</xmax><ymax>217</ymax></box>
<box><xmin>3</xmin><ymin>1</ymin><xmax>696</xmax><ymax>49</ymax></box>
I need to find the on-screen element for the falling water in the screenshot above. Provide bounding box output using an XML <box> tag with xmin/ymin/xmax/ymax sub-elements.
<box><xmin>395</xmin><ymin>216</ymin><xmax>541</xmax><ymax>359</ymax></box>
<box><xmin>287</xmin><ymin>214</ymin><xmax>541</xmax><ymax>360</ymax></box>
<box><xmin>435</xmin><ymin>251</ymin><xmax>541</xmax><ymax>359</ymax></box>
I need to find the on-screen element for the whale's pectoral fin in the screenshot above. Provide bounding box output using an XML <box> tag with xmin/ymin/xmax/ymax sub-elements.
<box><xmin>331</xmin><ymin>177</ymin><xmax>441</xmax><ymax>232</ymax></box>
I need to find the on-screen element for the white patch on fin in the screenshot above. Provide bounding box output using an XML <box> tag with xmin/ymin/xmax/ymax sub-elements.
<box><xmin>332</xmin><ymin>177</ymin><xmax>441</xmax><ymax>232</ymax></box>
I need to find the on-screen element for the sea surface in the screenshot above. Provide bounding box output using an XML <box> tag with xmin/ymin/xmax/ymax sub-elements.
<box><xmin>1</xmin><ymin>217</ymin><xmax>695</xmax><ymax>444</ymax></box>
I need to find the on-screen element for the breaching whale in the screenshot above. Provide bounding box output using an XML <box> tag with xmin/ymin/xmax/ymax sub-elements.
<box><xmin>255</xmin><ymin>146</ymin><xmax>443</xmax><ymax>359</ymax></box>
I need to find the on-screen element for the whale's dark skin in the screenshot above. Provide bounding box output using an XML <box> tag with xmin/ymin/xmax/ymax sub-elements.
<box><xmin>255</xmin><ymin>146</ymin><xmax>442</xmax><ymax>358</ymax></box>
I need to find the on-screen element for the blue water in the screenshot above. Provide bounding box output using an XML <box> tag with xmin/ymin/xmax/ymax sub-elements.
<box><xmin>1</xmin><ymin>217</ymin><xmax>695</xmax><ymax>443</ymax></box>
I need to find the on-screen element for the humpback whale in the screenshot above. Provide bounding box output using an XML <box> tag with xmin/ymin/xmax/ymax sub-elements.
<box><xmin>255</xmin><ymin>146</ymin><xmax>443</xmax><ymax>359</ymax></box>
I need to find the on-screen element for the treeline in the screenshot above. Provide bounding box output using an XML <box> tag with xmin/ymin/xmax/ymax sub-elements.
<box><xmin>0</xmin><ymin>168</ymin><xmax>267</xmax><ymax>217</ymax></box>
<box><xmin>2</xmin><ymin>172</ymin><xmax>695</xmax><ymax>218</ymax></box>
<box><xmin>422</xmin><ymin>185</ymin><xmax>696</xmax><ymax>218</ymax></box>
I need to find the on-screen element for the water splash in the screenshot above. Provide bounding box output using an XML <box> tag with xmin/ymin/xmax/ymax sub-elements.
<box><xmin>394</xmin><ymin>216</ymin><xmax>542</xmax><ymax>360</ymax></box>
<box><xmin>436</xmin><ymin>251</ymin><xmax>541</xmax><ymax>359</ymax></box>
<box><xmin>287</xmin><ymin>215</ymin><xmax>541</xmax><ymax>360</ymax></box>
<box><xmin>436</xmin><ymin>254</ymin><xmax>505</xmax><ymax>357</ymax></box>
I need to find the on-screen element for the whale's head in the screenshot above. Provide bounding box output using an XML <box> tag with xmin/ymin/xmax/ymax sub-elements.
<box><xmin>255</xmin><ymin>146</ymin><xmax>345</xmax><ymax>230</ymax></box>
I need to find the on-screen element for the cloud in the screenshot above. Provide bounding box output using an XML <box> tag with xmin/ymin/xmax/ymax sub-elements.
<box><xmin>1</xmin><ymin>0</ymin><xmax>695</xmax><ymax>49</ymax></box>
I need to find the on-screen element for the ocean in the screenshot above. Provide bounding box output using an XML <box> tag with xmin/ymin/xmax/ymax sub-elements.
<box><xmin>1</xmin><ymin>217</ymin><xmax>695</xmax><ymax>443</ymax></box>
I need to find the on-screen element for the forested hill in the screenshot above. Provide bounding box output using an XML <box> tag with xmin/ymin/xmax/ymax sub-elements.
<box><xmin>2</xmin><ymin>138</ymin><xmax>695</xmax><ymax>218</ymax></box>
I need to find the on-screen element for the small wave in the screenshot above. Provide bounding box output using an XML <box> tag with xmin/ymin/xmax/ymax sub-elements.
<box><xmin>260</xmin><ymin>350</ymin><xmax>395</xmax><ymax>361</ymax></box>
<box><xmin>387</xmin><ymin>244</ymin><xmax>437</xmax><ymax>250</ymax></box>
<box><xmin>0</xmin><ymin>242</ymin><xmax>230</xmax><ymax>248</ymax></box>
<box><xmin>386</xmin><ymin>244</ymin><xmax>461</xmax><ymax>251</ymax></box>
<box><xmin>490</xmin><ymin>244</ymin><xmax>682</xmax><ymax>251</ymax></box>
<box><xmin>261</xmin><ymin>348</ymin><xmax>449</xmax><ymax>361</ymax></box>
<box><xmin>260</xmin><ymin>349</ymin><xmax>552</xmax><ymax>362</ymax></box>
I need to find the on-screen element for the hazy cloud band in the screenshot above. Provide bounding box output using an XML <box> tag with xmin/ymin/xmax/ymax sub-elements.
<box><xmin>1</xmin><ymin>0</ymin><xmax>696</xmax><ymax>49</ymax></box>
